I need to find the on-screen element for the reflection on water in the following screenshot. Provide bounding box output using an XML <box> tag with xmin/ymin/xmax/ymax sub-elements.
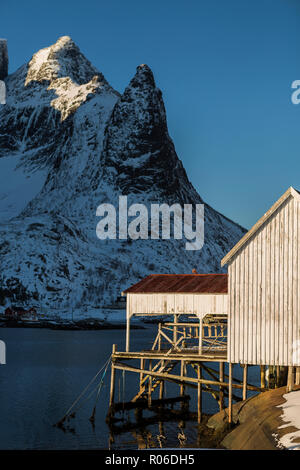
<box><xmin>0</xmin><ymin>326</ymin><xmax>259</xmax><ymax>449</ymax></box>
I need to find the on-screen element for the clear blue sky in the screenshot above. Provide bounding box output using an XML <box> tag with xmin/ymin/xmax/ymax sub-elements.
<box><xmin>1</xmin><ymin>0</ymin><xmax>300</xmax><ymax>229</ymax></box>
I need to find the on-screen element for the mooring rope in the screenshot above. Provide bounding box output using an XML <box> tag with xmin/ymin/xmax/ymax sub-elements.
<box><xmin>89</xmin><ymin>357</ymin><xmax>111</xmax><ymax>422</ymax></box>
<box><xmin>55</xmin><ymin>355</ymin><xmax>111</xmax><ymax>427</ymax></box>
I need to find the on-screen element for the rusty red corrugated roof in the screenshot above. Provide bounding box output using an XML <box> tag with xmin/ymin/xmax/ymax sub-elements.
<box><xmin>123</xmin><ymin>274</ymin><xmax>228</xmax><ymax>294</ymax></box>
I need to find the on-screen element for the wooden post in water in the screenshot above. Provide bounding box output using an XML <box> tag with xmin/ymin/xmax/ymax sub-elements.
<box><xmin>140</xmin><ymin>358</ymin><xmax>145</xmax><ymax>394</ymax></box>
<box><xmin>109</xmin><ymin>344</ymin><xmax>116</xmax><ymax>407</ymax></box>
<box><xmin>287</xmin><ymin>366</ymin><xmax>294</xmax><ymax>392</ymax></box>
<box><xmin>296</xmin><ymin>367</ymin><xmax>300</xmax><ymax>386</ymax></box>
<box><xmin>197</xmin><ymin>364</ymin><xmax>202</xmax><ymax>423</ymax></box>
<box><xmin>275</xmin><ymin>366</ymin><xmax>280</xmax><ymax>388</ymax></box>
<box><xmin>159</xmin><ymin>360</ymin><xmax>165</xmax><ymax>400</ymax></box>
<box><xmin>198</xmin><ymin>318</ymin><xmax>203</xmax><ymax>355</ymax></box>
<box><xmin>148</xmin><ymin>360</ymin><xmax>153</xmax><ymax>406</ymax></box>
<box><xmin>173</xmin><ymin>314</ymin><xmax>178</xmax><ymax>347</ymax></box>
<box><xmin>260</xmin><ymin>365</ymin><xmax>266</xmax><ymax>389</ymax></box>
<box><xmin>242</xmin><ymin>364</ymin><xmax>248</xmax><ymax>401</ymax></box>
<box><xmin>219</xmin><ymin>362</ymin><xmax>224</xmax><ymax>411</ymax></box>
<box><xmin>180</xmin><ymin>360</ymin><xmax>186</xmax><ymax>396</ymax></box>
<box><xmin>228</xmin><ymin>363</ymin><xmax>233</xmax><ymax>424</ymax></box>
<box><xmin>126</xmin><ymin>315</ymin><xmax>130</xmax><ymax>352</ymax></box>
<box><xmin>158</xmin><ymin>323</ymin><xmax>162</xmax><ymax>351</ymax></box>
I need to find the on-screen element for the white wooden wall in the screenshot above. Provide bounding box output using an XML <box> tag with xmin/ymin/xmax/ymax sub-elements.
<box><xmin>228</xmin><ymin>194</ymin><xmax>300</xmax><ymax>366</ymax></box>
<box><xmin>127</xmin><ymin>292</ymin><xmax>227</xmax><ymax>319</ymax></box>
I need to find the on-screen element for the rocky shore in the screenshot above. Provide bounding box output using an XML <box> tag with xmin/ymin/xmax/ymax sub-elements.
<box><xmin>207</xmin><ymin>385</ymin><xmax>300</xmax><ymax>450</ymax></box>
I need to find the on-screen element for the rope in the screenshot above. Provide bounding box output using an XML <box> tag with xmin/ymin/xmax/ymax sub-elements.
<box><xmin>55</xmin><ymin>355</ymin><xmax>111</xmax><ymax>427</ymax></box>
<box><xmin>89</xmin><ymin>358</ymin><xmax>111</xmax><ymax>423</ymax></box>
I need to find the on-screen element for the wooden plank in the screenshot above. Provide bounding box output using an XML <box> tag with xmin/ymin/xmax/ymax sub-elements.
<box><xmin>113</xmin><ymin>362</ymin><xmax>261</xmax><ymax>392</ymax></box>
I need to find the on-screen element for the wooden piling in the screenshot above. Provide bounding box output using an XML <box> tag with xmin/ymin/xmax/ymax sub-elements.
<box><xmin>242</xmin><ymin>364</ymin><xmax>248</xmax><ymax>401</ymax></box>
<box><xmin>296</xmin><ymin>367</ymin><xmax>300</xmax><ymax>386</ymax></box>
<box><xmin>198</xmin><ymin>318</ymin><xmax>203</xmax><ymax>355</ymax></box>
<box><xmin>260</xmin><ymin>365</ymin><xmax>266</xmax><ymax>389</ymax></box>
<box><xmin>197</xmin><ymin>364</ymin><xmax>202</xmax><ymax>423</ymax></box>
<box><xmin>173</xmin><ymin>314</ymin><xmax>178</xmax><ymax>346</ymax></box>
<box><xmin>180</xmin><ymin>360</ymin><xmax>186</xmax><ymax>396</ymax></box>
<box><xmin>287</xmin><ymin>366</ymin><xmax>294</xmax><ymax>392</ymax></box>
<box><xmin>148</xmin><ymin>360</ymin><xmax>153</xmax><ymax>406</ymax></box>
<box><xmin>109</xmin><ymin>344</ymin><xmax>117</xmax><ymax>407</ymax></box>
<box><xmin>140</xmin><ymin>358</ymin><xmax>145</xmax><ymax>393</ymax></box>
<box><xmin>219</xmin><ymin>362</ymin><xmax>224</xmax><ymax>410</ymax></box>
<box><xmin>158</xmin><ymin>323</ymin><xmax>162</xmax><ymax>351</ymax></box>
<box><xmin>228</xmin><ymin>363</ymin><xmax>233</xmax><ymax>424</ymax></box>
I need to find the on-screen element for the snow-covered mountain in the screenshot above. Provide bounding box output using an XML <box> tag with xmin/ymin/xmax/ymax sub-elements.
<box><xmin>0</xmin><ymin>36</ymin><xmax>245</xmax><ymax>317</ymax></box>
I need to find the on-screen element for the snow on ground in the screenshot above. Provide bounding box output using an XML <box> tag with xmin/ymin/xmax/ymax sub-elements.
<box><xmin>0</xmin><ymin>155</ymin><xmax>46</xmax><ymax>223</ymax></box>
<box><xmin>277</xmin><ymin>390</ymin><xmax>300</xmax><ymax>450</ymax></box>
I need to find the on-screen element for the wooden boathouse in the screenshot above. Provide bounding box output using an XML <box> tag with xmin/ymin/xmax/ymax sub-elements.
<box><xmin>108</xmin><ymin>187</ymin><xmax>300</xmax><ymax>429</ymax></box>
<box><xmin>222</xmin><ymin>186</ymin><xmax>300</xmax><ymax>390</ymax></box>
<box><xmin>108</xmin><ymin>274</ymin><xmax>261</xmax><ymax>427</ymax></box>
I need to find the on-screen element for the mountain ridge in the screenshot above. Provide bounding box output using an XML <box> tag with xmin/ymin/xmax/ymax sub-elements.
<box><xmin>0</xmin><ymin>36</ymin><xmax>246</xmax><ymax>318</ymax></box>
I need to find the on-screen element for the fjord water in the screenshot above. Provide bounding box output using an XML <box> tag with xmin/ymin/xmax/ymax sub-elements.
<box><xmin>0</xmin><ymin>326</ymin><xmax>258</xmax><ymax>449</ymax></box>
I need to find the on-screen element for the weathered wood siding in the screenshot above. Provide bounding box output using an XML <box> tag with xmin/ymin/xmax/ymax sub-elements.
<box><xmin>127</xmin><ymin>292</ymin><xmax>227</xmax><ymax>319</ymax></box>
<box><xmin>228</xmin><ymin>195</ymin><xmax>300</xmax><ymax>366</ymax></box>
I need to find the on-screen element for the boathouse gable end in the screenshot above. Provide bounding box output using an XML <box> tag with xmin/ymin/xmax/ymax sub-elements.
<box><xmin>222</xmin><ymin>187</ymin><xmax>300</xmax><ymax>366</ymax></box>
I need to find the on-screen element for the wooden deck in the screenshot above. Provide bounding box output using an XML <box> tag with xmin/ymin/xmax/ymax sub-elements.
<box><xmin>113</xmin><ymin>348</ymin><xmax>227</xmax><ymax>362</ymax></box>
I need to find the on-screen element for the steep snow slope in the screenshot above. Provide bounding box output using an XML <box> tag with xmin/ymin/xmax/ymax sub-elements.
<box><xmin>0</xmin><ymin>37</ymin><xmax>245</xmax><ymax>316</ymax></box>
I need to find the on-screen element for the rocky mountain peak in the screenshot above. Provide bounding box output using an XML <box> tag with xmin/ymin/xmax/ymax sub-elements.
<box><xmin>0</xmin><ymin>37</ymin><xmax>246</xmax><ymax>314</ymax></box>
<box><xmin>25</xmin><ymin>35</ymin><xmax>101</xmax><ymax>87</ymax></box>
<box><xmin>130</xmin><ymin>63</ymin><xmax>156</xmax><ymax>89</ymax></box>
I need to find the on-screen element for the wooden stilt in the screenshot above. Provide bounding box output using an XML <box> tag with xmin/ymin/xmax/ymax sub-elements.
<box><xmin>159</xmin><ymin>360</ymin><xmax>165</xmax><ymax>400</ymax></box>
<box><xmin>180</xmin><ymin>360</ymin><xmax>186</xmax><ymax>396</ymax></box>
<box><xmin>228</xmin><ymin>363</ymin><xmax>233</xmax><ymax>424</ymax></box>
<box><xmin>198</xmin><ymin>318</ymin><xmax>203</xmax><ymax>355</ymax></box>
<box><xmin>276</xmin><ymin>365</ymin><xmax>280</xmax><ymax>388</ymax></box>
<box><xmin>260</xmin><ymin>365</ymin><xmax>266</xmax><ymax>389</ymax></box>
<box><xmin>219</xmin><ymin>362</ymin><xmax>224</xmax><ymax>410</ymax></box>
<box><xmin>173</xmin><ymin>314</ymin><xmax>178</xmax><ymax>347</ymax></box>
<box><xmin>109</xmin><ymin>344</ymin><xmax>117</xmax><ymax>407</ymax></box>
<box><xmin>158</xmin><ymin>323</ymin><xmax>162</xmax><ymax>351</ymax></box>
<box><xmin>242</xmin><ymin>364</ymin><xmax>248</xmax><ymax>401</ymax></box>
<box><xmin>126</xmin><ymin>315</ymin><xmax>130</xmax><ymax>352</ymax></box>
<box><xmin>140</xmin><ymin>358</ymin><xmax>145</xmax><ymax>393</ymax></box>
<box><xmin>197</xmin><ymin>364</ymin><xmax>202</xmax><ymax>423</ymax></box>
<box><xmin>287</xmin><ymin>366</ymin><xmax>294</xmax><ymax>392</ymax></box>
<box><xmin>296</xmin><ymin>367</ymin><xmax>300</xmax><ymax>386</ymax></box>
<box><xmin>148</xmin><ymin>360</ymin><xmax>153</xmax><ymax>406</ymax></box>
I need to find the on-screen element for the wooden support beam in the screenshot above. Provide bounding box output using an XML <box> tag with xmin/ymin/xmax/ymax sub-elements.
<box><xmin>148</xmin><ymin>360</ymin><xmax>153</xmax><ymax>406</ymax></box>
<box><xmin>173</xmin><ymin>314</ymin><xmax>178</xmax><ymax>345</ymax></box>
<box><xmin>109</xmin><ymin>344</ymin><xmax>117</xmax><ymax>407</ymax></box>
<box><xmin>140</xmin><ymin>358</ymin><xmax>145</xmax><ymax>394</ymax></box>
<box><xmin>296</xmin><ymin>367</ymin><xmax>300</xmax><ymax>386</ymax></box>
<box><xmin>260</xmin><ymin>365</ymin><xmax>266</xmax><ymax>389</ymax></box>
<box><xmin>126</xmin><ymin>316</ymin><xmax>130</xmax><ymax>352</ymax></box>
<box><xmin>287</xmin><ymin>366</ymin><xmax>294</xmax><ymax>393</ymax></box>
<box><xmin>228</xmin><ymin>363</ymin><xmax>233</xmax><ymax>424</ymax></box>
<box><xmin>198</xmin><ymin>318</ymin><xmax>203</xmax><ymax>355</ymax></box>
<box><xmin>276</xmin><ymin>366</ymin><xmax>280</xmax><ymax>388</ymax></box>
<box><xmin>242</xmin><ymin>364</ymin><xmax>248</xmax><ymax>401</ymax></box>
<box><xmin>219</xmin><ymin>362</ymin><xmax>224</xmax><ymax>410</ymax></box>
<box><xmin>158</xmin><ymin>323</ymin><xmax>162</xmax><ymax>351</ymax></box>
<box><xmin>197</xmin><ymin>364</ymin><xmax>202</xmax><ymax>423</ymax></box>
<box><xmin>180</xmin><ymin>360</ymin><xmax>186</xmax><ymax>396</ymax></box>
<box><xmin>113</xmin><ymin>361</ymin><xmax>262</xmax><ymax>392</ymax></box>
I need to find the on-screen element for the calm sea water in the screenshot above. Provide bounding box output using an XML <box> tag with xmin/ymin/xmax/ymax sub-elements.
<box><xmin>0</xmin><ymin>326</ymin><xmax>259</xmax><ymax>449</ymax></box>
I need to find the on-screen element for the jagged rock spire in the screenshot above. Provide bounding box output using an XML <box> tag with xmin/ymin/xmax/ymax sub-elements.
<box><xmin>101</xmin><ymin>63</ymin><xmax>201</xmax><ymax>202</ymax></box>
